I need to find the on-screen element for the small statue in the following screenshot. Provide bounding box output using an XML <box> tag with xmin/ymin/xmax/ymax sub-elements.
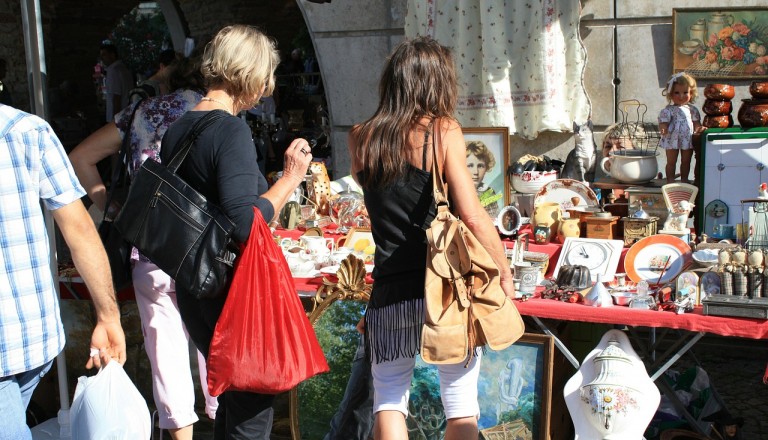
<box><xmin>718</xmin><ymin>248</ymin><xmax>732</xmax><ymax>272</ymax></box>
<box><xmin>662</xmin><ymin>200</ymin><xmax>694</xmax><ymax>232</ymax></box>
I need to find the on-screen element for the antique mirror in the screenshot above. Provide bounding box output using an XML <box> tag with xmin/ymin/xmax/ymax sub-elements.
<box><xmin>290</xmin><ymin>255</ymin><xmax>371</xmax><ymax>440</ymax></box>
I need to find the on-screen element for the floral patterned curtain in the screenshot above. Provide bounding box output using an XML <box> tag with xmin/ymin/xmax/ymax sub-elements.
<box><xmin>405</xmin><ymin>0</ymin><xmax>591</xmax><ymax>139</ymax></box>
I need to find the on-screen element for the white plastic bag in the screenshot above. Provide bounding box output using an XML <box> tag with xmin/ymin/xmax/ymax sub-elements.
<box><xmin>70</xmin><ymin>361</ymin><xmax>151</xmax><ymax>440</ymax></box>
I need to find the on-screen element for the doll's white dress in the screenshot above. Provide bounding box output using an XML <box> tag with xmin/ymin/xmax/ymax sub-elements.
<box><xmin>658</xmin><ymin>104</ymin><xmax>701</xmax><ymax>150</ymax></box>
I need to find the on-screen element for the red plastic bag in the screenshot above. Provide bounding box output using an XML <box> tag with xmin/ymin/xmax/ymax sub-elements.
<box><xmin>207</xmin><ymin>208</ymin><xmax>329</xmax><ymax>396</ymax></box>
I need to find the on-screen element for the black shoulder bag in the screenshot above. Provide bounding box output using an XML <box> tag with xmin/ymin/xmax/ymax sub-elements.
<box><xmin>98</xmin><ymin>99</ymin><xmax>143</xmax><ymax>291</ymax></box>
<box><xmin>114</xmin><ymin>110</ymin><xmax>239</xmax><ymax>299</ymax></box>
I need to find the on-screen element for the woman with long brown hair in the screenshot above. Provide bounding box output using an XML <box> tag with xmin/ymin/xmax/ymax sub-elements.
<box><xmin>348</xmin><ymin>37</ymin><xmax>515</xmax><ymax>440</ymax></box>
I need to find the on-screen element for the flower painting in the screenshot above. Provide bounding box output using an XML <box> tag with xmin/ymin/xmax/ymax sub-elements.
<box><xmin>673</xmin><ymin>8</ymin><xmax>768</xmax><ymax>79</ymax></box>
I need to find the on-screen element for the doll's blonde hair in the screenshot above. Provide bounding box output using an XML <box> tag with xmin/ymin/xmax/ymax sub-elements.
<box><xmin>662</xmin><ymin>72</ymin><xmax>698</xmax><ymax>104</ymax></box>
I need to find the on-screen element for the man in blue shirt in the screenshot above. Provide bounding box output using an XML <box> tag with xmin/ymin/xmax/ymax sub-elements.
<box><xmin>0</xmin><ymin>103</ymin><xmax>126</xmax><ymax>438</ymax></box>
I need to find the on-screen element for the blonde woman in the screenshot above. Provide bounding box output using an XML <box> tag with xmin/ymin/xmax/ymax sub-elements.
<box><xmin>160</xmin><ymin>25</ymin><xmax>312</xmax><ymax>439</ymax></box>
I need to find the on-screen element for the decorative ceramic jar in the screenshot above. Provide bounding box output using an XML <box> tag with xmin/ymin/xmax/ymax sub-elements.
<box><xmin>737</xmin><ymin>99</ymin><xmax>768</xmax><ymax>128</ymax></box>
<box><xmin>533</xmin><ymin>224</ymin><xmax>551</xmax><ymax>245</ymax></box>
<box><xmin>703</xmin><ymin>83</ymin><xmax>735</xmax><ymax>100</ymax></box>
<box><xmin>564</xmin><ymin>330</ymin><xmax>660</xmax><ymax>440</ymax></box>
<box><xmin>749</xmin><ymin>81</ymin><xmax>768</xmax><ymax>99</ymax></box>
<box><xmin>533</xmin><ymin>202</ymin><xmax>561</xmax><ymax>240</ymax></box>
<box><xmin>557</xmin><ymin>217</ymin><xmax>581</xmax><ymax>243</ymax></box>
<box><xmin>580</xmin><ymin>341</ymin><xmax>640</xmax><ymax>436</ymax></box>
<box><xmin>514</xmin><ymin>262</ymin><xmax>539</xmax><ymax>296</ymax></box>
<box><xmin>599</xmin><ymin>150</ymin><xmax>659</xmax><ymax>184</ymax></box>
<box><xmin>702</xmin><ymin>99</ymin><xmax>732</xmax><ymax>116</ymax></box>
<box><xmin>702</xmin><ymin>115</ymin><xmax>733</xmax><ymax>128</ymax></box>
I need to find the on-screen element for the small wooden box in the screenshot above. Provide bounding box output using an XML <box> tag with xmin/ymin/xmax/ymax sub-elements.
<box><xmin>585</xmin><ymin>215</ymin><xmax>620</xmax><ymax>240</ymax></box>
<box><xmin>621</xmin><ymin>216</ymin><xmax>658</xmax><ymax>247</ymax></box>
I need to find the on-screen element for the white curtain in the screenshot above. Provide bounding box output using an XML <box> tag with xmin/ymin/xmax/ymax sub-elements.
<box><xmin>405</xmin><ymin>0</ymin><xmax>591</xmax><ymax>139</ymax></box>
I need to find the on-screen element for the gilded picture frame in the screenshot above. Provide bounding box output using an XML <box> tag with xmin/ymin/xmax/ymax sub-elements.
<box><xmin>672</xmin><ymin>7</ymin><xmax>768</xmax><ymax>79</ymax></box>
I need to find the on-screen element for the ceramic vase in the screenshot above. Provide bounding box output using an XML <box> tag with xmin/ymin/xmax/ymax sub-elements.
<box><xmin>557</xmin><ymin>217</ymin><xmax>581</xmax><ymax>243</ymax></box>
<box><xmin>533</xmin><ymin>202</ymin><xmax>561</xmax><ymax>240</ymax></box>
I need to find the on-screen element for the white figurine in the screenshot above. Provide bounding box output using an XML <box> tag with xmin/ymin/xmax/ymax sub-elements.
<box><xmin>758</xmin><ymin>182</ymin><xmax>768</xmax><ymax>199</ymax></box>
<box><xmin>662</xmin><ymin>200</ymin><xmax>694</xmax><ymax>232</ymax></box>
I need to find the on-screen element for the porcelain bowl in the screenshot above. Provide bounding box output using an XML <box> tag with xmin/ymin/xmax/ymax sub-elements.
<box><xmin>599</xmin><ymin>150</ymin><xmax>659</xmax><ymax>184</ymax></box>
<box><xmin>703</xmin><ymin>83</ymin><xmax>735</xmax><ymax>100</ymax></box>
<box><xmin>611</xmin><ymin>292</ymin><xmax>634</xmax><ymax>306</ymax></box>
<box><xmin>511</xmin><ymin>170</ymin><xmax>558</xmax><ymax>194</ymax></box>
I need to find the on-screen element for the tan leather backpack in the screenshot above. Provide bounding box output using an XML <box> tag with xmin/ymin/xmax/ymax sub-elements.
<box><xmin>420</xmin><ymin>125</ymin><xmax>525</xmax><ymax>365</ymax></box>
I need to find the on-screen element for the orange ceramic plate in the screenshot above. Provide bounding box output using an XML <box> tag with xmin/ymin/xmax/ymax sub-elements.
<box><xmin>624</xmin><ymin>235</ymin><xmax>692</xmax><ymax>284</ymax></box>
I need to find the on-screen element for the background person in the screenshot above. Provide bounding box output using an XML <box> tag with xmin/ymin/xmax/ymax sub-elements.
<box><xmin>0</xmin><ymin>59</ymin><xmax>13</xmax><ymax>106</ymax></box>
<box><xmin>0</xmin><ymin>103</ymin><xmax>126</xmax><ymax>439</ymax></box>
<box><xmin>69</xmin><ymin>54</ymin><xmax>217</xmax><ymax>440</ymax></box>
<box><xmin>99</xmin><ymin>42</ymin><xmax>135</xmax><ymax>123</ymax></box>
<box><xmin>160</xmin><ymin>25</ymin><xmax>313</xmax><ymax>439</ymax></box>
<box><xmin>348</xmin><ymin>36</ymin><xmax>515</xmax><ymax>440</ymax></box>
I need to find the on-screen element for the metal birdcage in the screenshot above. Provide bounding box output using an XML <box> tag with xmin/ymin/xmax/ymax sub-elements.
<box><xmin>606</xmin><ymin>99</ymin><xmax>661</xmax><ymax>154</ymax></box>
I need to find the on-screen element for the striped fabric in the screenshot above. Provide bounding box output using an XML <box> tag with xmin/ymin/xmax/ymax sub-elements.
<box><xmin>0</xmin><ymin>104</ymin><xmax>85</xmax><ymax>376</ymax></box>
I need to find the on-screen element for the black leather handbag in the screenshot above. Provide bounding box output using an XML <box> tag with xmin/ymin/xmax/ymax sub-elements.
<box><xmin>98</xmin><ymin>99</ymin><xmax>143</xmax><ymax>291</ymax></box>
<box><xmin>114</xmin><ymin>110</ymin><xmax>239</xmax><ymax>299</ymax></box>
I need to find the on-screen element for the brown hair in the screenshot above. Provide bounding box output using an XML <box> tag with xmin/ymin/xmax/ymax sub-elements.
<box><xmin>352</xmin><ymin>36</ymin><xmax>458</xmax><ymax>187</ymax></box>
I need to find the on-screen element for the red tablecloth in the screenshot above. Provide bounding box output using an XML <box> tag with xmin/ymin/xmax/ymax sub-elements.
<box><xmin>514</xmin><ymin>295</ymin><xmax>768</xmax><ymax>340</ymax></box>
<box><xmin>282</xmin><ymin>226</ymin><xmax>768</xmax><ymax>340</ymax></box>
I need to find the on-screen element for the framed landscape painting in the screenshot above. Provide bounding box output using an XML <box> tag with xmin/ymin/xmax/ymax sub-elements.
<box><xmin>672</xmin><ymin>7</ymin><xmax>768</xmax><ymax>79</ymax></box>
<box><xmin>407</xmin><ymin>333</ymin><xmax>554</xmax><ymax>440</ymax></box>
<box><xmin>463</xmin><ymin>127</ymin><xmax>510</xmax><ymax>219</ymax></box>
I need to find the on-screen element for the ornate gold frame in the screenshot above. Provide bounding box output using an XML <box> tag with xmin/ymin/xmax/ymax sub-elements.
<box><xmin>289</xmin><ymin>254</ymin><xmax>371</xmax><ymax>439</ymax></box>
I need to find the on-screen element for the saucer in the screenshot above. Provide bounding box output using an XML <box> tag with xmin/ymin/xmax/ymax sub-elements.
<box><xmin>291</xmin><ymin>269</ymin><xmax>321</xmax><ymax>278</ymax></box>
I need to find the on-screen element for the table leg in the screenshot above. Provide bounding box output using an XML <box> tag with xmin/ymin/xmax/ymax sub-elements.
<box><xmin>531</xmin><ymin>316</ymin><xmax>580</xmax><ymax>369</ymax></box>
<box><xmin>650</xmin><ymin>331</ymin><xmax>706</xmax><ymax>382</ymax></box>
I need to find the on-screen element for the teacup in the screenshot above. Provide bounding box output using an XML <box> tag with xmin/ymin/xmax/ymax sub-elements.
<box><xmin>279</xmin><ymin>238</ymin><xmax>303</xmax><ymax>252</ymax></box>
<box><xmin>329</xmin><ymin>247</ymin><xmax>354</xmax><ymax>265</ymax></box>
<box><xmin>300</xmin><ymin>235</ymin><xmax>335</xmax><ymax>256</ymax></box>
<box><xmin>284</xmin><ymin>251</ymin><xmax>315</xmax><ymax>276</ymax></box>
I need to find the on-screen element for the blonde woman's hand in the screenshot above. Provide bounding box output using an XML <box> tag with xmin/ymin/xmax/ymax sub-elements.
<box><xmin>282</xmin><ymin>137</ymin><xmax>313</xmax><ymax>185</ymax></box>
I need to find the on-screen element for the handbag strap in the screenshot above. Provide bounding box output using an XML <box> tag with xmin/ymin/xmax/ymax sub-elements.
<box><xmin>102</xmin><ymin>98</ymin><xmax>144</xmax><ymax>223</ymax></box>
<box><xmin>165</xmin><ymin>110</ymin><xmax>229</xmax><ymax>173</ymax></box>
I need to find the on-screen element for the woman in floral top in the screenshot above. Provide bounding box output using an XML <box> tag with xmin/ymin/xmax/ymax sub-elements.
<box><xmin>69</xmin><ymin>55</ymin><xmax>218</xmax><ymax>439</ymax></box>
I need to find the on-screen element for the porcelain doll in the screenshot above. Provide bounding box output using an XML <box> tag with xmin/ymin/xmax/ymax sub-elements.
<box><xmin>658</xmin><ymin>72</ymin><xmax>705</xmax><ymax>183</ymax></box>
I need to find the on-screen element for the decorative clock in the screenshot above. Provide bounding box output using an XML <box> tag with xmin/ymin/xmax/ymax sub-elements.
<box><xmin>553</xmin><ymin>237</ymin><xmax>624</xmax><ymax>282</ymax></box>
